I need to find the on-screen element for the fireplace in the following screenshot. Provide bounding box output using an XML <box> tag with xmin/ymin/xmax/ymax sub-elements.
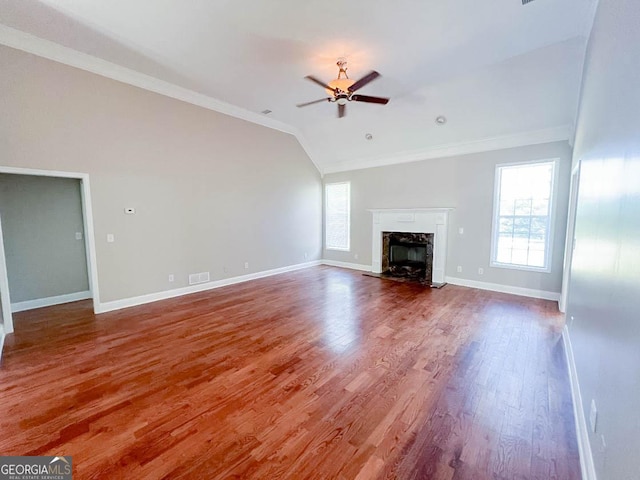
<box><xmin>381</xmin><ymin>232</ymin><xmax>434</xmax><ymax>284</ymax></box>
<box><xmin>369</xmin><ymin>208</ymin><xmax>452</xmax><ymax>287</ymax></box>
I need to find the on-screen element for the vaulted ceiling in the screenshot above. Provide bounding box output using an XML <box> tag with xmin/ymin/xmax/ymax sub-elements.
<box><xmin>0</xmin><ymin>0</ymin><xmax>597</xmax><ymax>173</ymax></box>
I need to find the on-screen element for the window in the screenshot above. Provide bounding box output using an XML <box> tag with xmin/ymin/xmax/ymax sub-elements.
<box><xmin>325</xmin><ymin>182</ymin><xmax>350</xmax><ymax>251</ymax></box>
<box><xmin>491</xmin><ymin>160</ymin><xmax>556</xmax><ymax>271</ymax></box>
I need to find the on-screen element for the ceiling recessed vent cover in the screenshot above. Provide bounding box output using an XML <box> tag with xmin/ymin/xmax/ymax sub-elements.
<box><xmin>522</xmin><ymin>0</ymin><xmax>537</xmax><ymax>4</ymax></box>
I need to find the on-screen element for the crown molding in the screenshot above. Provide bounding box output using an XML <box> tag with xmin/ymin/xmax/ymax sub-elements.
<box><xmin>321</xmin><ymin>125</ymin><xmax>572</xmax><ymax>174</ymax></box>
<box><xmin>0</xmin><ymin>25</ymin><xmax>325</xmax><ymax>173</ymax></box>
<box><xmin>0</xmin><ymin>25</ymin><xmax>576</xmax><ymax>178</ymax></box>
<box><xmin>0</xmin><ymin>25</ymin><xmax>295</xmax><ymax>134</ymax></box>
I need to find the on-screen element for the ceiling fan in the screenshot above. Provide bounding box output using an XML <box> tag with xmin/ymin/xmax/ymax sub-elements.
<box><xmin>297</xmin><ymin>59</ymin><xmax>389</xmax><ymax>118</ymax></box>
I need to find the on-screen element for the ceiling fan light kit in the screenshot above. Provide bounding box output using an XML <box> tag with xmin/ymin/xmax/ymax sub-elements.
<box><xmin>297</xmin><ymin>60</ymin><xmax>390</xmax><ymax>118</ymax></box>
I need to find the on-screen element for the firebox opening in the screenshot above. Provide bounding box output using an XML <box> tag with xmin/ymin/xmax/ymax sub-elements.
<box><xmin>390</xmin><ymin>243</ymin><xmax>427</xmax><ymax>266</ymax></box>
<box><xmin>381</xmin><ymin>231</ymin><xmax>434</xmax><ymax>285</ymax></box>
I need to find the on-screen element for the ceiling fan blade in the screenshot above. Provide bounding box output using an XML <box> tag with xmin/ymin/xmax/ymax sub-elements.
<box><xmin>351</xmin><ymin>94</ymin><xmax>389</xmax><ymax>105</ymax></box>
<box><xmin>338</xmin><ymin>103</ymin><xmax>346</xmax><ymax>118</ymax></box>
<box><xmin>348</xmin><ymin>71</ymin><xmax>381</xmax><ymax>93</ymax></box>
<box><xmin>305</xmin><ymin>75</ymin><xmax>336</xmax><ymax>93</ymax></box>
<box><xmin>296</xmin><ymin>98</ymin><xmax>331</xmax><ymax>108</ymax></box>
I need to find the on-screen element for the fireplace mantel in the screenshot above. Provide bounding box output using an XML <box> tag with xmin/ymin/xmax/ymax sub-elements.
<box><xmin>369</xmin><ymin>208</ymin><xmax>453</xmax><ymax>285</ymax></box>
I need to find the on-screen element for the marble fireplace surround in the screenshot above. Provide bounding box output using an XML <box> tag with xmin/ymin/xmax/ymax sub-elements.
<box><xmin>369</xmin><ymin>208</ymin><xmax>453</xmax><ymax>285</ymax></box>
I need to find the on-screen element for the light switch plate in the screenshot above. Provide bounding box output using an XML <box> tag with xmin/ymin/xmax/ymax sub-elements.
<box><xmin>107</xmin><ymin>234</ymin><xmax>115</xmax><ymax>243</ymax></box>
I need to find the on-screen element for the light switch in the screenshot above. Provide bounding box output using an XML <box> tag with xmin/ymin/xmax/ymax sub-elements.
<box><xmin>458</xmin><ymin>227</ymin><xmax>464</xmax><ymax>235</ymax></box>
<box><xmin>107</xmin><ymin>234</ymin><xmax>115</xmax><ymax>243</ymax></box>
<box><xmin>75</xmin><ymin>232</ymin><xmax>83</xmax><ymax>240</ymax></box>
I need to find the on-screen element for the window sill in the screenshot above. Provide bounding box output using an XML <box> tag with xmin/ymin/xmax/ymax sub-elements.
<box><xmin>326</xmin><ymin>247</ymin><xmax>351</xmax><ymax>252</ymax></box>
<box><xmin>490</xmin><ymin>261</ymin><xmax>551</xmax><ymax>273</ymax></box>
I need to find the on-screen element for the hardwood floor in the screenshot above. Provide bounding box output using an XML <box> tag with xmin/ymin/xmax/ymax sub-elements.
<box><xmin>0</xmin><ymin>266</ymin><xmax>580</xmax><ymax>479</ymax></box>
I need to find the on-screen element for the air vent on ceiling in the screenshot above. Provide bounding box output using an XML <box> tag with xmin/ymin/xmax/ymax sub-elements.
<box><xmin>522</xmin><ymin>0</ymin><xmax>537</xmax><ymax>4</ymax></box>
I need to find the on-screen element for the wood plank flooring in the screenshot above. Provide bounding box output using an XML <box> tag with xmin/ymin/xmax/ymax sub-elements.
<box><xmin>0</xmin><ymin>266</ymin><xmax>580</xmax><ymax>479</ymax></box>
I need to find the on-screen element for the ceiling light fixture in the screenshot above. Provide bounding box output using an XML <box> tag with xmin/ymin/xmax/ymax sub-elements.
<box><xmin>297</xmin><ymin>59</ymin><xmax>389</xmax><ymax>118</ymax></box>
<box><xmin>435</xmin><ymin>115</ymin><xmax>447</xmax><ymax>125</ymax></box>
<box><xmin>365</xmin><ymin>133</ymin><xmax>373</xmax><ymax>140</ymax></box>
<box><xmin>326</xmin><ymin>58</ymin><xmax>355</xmax><ymax>96</ymax></box>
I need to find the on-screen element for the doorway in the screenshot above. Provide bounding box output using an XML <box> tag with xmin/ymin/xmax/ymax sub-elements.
<box><xmin>0</xmin><ymin>167</ymin><xmax>100</xmax><ymax>344</ymax></box>
<box><xmin>559</xmin><ymin>161</ymin><xmax>581</xmax><ymax>313</ymax></box>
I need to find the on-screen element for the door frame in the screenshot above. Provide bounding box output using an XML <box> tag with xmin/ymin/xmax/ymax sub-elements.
<box><xmin>0</xmin><ymin>214</ymin><xmax>13</xmax><ymax>337</ymax></box>
<box><xmin>559</xmin><ymin>161</ymin><xmax>581</xmax><ymax>313</ymax></box>
<box><xmin>0</xmin><ymin>166</ymin><xmax>101</xmax><ymax>320</ymax></box>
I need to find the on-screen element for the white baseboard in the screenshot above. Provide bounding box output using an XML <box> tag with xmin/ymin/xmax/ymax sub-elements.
<box><xmin>444</xmin><ymin>276</ymin><xmax>561</xmax><ymax>302</ymax></box>
<box><xmin>563</xmin><ymin>326</ymin><xmax>597</xmax><ymax>480</ymax></box>
<box><xmin>11</xmin><ymin>290</ymin><xmax>92</xmax><ymax>312</ymax></box>
<box><xmin>321</xmin><ymin>260</ymin><xmax>372</xmax><ymax>272</ymax></box>
<box><xmin>96</xmin><ymin>260</ymin><xmax>322</xmax><ymax>314</ymax></box>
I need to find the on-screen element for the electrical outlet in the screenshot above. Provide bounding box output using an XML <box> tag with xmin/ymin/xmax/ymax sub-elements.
<box><xmin>106</xmin><ymin>234</ymin><xmax>115</xmax><ymax>243</ymax></box>
<box><xmin>458</xmin><ymin>227</ymin><xmax>464</xmax><ymax>235</ymax></box>
<box><xmin>223</xmin><ymin>266</ymin><xmax>227</xmax><ymax>273</ymax></box>
<box><xmin>244</xmin><ymin>262</ymin><xmax>249</xmax><ymax>269</ymax></box>
<box><xmin>168</xmin><ymin>274</ymin><xmax>175</xmax><ymax>282</ymax></box>
<box><xmin>304</xmin><ymin>252</ymin><xmax>308</xmax><ymax>259</ymax></box>
<box><xmin>354</xmin><ymin>253</ymin><xmax>359</xmax><ymax>260</ymax></box>
<box><xmin>457</xmin><ymin>266</ymin><xmax>462</xmax><ymax>273</ymax></box>
<box><xmin>590</xmin><ymin>399</ymin><xmax>598</xmax><ymax>433</ymax></box>
<box><xmin>478</xmin><ymin>267</ymin><xmax>484</xmax><ymax>275</ymax></box>
<box><xmin>75</xmin><ymin>232</ymin><xmax>83</xmax><ymax>240</ymax></box>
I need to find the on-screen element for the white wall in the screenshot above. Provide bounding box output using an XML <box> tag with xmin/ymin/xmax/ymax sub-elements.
<box><xmin>323</xmin><ymin>141</ymin><xmax>572</xmax><ymax>295</ymax></box>
<box><xmin>0</xmin><ymin>174</ymin><xmax>89</xmax><ymax>303</ymax></box>
<box><xmin>567</xmin><ymin>0</ymin><xmax>640</xmax><ymax>478</ymax></box>
<box><xmin>0</xmin><ymin>45</ymin><xmax>322</xmax><ymax>304</ymax></box>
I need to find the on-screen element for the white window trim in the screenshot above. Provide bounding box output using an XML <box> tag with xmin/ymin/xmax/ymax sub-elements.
<box><xmin>490</xmin><ymin>158</ymin><xmax>559</xmax><ymax>273</ymax></box>
<box><xmin>325</xmin><ymin>181</ymin><xmax>351</xmax><ymax>252</ymax></box>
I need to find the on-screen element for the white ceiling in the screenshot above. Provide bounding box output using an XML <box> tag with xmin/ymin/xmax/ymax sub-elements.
<box><xmin>0</xmin><ymin>0</ymin><xmax>597</xmax><ymax>173</ymax></box>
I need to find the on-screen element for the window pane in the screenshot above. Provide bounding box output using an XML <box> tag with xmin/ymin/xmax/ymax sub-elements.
<box><xmin>499</xmin><ymin>200</ymin><xmax>516</xmax><ymax>216</ymax></box>
<box><xmin>496</xmin><ymin>236</ymin><xmax>513</xmax><ymax>263</ymax></box>
<box><xmin>492</xmin><ymin>161</ymin><xmax>554</xmax><ymax>269</ymax></box>
<box><xmin>499</xmin><ymin>217</ymin><xmax>514</xmax><ymax>234</ymax></box>
<box><xmin>325</xmin><ymin>183</ymin><xmax>350</xmax><ymax>250</ymax></box>
<box><xmin>514</xmin><ymin>199</ymin><xmax>532</xmax><ymax>215</ymax></box>
<box><xmin>531</xmin><ymin>199</ymin><xmax>549</xmax><ymax>215</ymax></box>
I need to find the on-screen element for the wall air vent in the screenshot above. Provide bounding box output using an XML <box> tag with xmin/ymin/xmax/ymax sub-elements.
<box><xmin>188</xmin><ymin>272</ymin><xmax>210</xmax><ymax>285</ymax></box>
